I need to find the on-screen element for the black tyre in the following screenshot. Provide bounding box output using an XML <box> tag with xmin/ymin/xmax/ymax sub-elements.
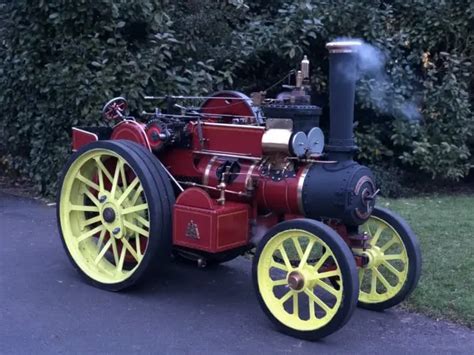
<box><xmin>252</xmin><ymin>219</ymin><xmax>358</xmax><ymax>340</ymax></box>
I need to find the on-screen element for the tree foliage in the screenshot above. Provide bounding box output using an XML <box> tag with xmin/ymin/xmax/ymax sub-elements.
<box><xmin>0</xmin><ymin>0</ymin><xmax>472</xmax><ymax>195</ymax></box>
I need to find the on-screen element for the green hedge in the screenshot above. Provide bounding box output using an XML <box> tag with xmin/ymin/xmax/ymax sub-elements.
<box><xmin>1</xmin><ymin>0</ymin><xmax>472</xmax><ymax>196</ymax></box>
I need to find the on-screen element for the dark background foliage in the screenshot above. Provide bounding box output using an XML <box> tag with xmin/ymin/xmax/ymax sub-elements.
<box><xmin>1</xmin><ymin>0</ymin><xmax>472</xmax><ymax>196</ymax></box>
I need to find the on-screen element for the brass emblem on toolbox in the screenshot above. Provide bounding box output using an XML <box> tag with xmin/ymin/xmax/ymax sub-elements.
<box><xmin>185</xmin><ymin>220</ymin><xmax>200</xmax><ymax>240</ymax></box>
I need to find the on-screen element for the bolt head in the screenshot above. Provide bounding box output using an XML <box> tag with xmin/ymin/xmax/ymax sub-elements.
<box><xmin>103</xmin><ymin>207</ymin><xmax>116</xmax><ymax>223</ymax></box>
<box><xmin>287</xmin><ymin>271</ymin><xmax>305</xmax><ymax>291</ymax></box>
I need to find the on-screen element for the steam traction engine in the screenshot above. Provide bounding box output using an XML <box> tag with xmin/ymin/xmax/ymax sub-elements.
<box><xmin>57</xmin><ymin>41</ymin><xmax>421</xmax><ymax>340</ymax></box>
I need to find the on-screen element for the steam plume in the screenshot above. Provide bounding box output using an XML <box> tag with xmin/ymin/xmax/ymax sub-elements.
<box><xmin>336</xmin><ymin>38</ymin><xmax>421</xmax><ymax>122</ymax></box>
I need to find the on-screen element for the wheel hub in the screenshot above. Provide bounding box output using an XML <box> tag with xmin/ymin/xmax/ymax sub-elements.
<box><xmin>362</xmin><ymin>246</ymin><xmax>384</xmax><ymax>268</ymax></box>
<box><xmin>102</xmin><ymin>207</ymin><xmax>116</xmax><ymax>223</ymax></box>
<box><xmin>287</xmin><ymin>271</ymin><xmax>305</xmax><ymax>291</ymax></box>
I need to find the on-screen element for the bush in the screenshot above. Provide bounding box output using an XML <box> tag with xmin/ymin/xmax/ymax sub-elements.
<box><xmin>0</xmin><ymin>0</ymin><xmax>244</xmax><ymax>194</ymax></box>
<box><xmin>0</xmin><ymin>0</ymin><xmax>472</xmax><ymax>195</ymax></box>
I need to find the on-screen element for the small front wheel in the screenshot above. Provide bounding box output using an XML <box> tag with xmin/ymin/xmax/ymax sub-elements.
<box><xmin>252</xmin><ymin>219</ymin><xmax>358</xmax><ymax>340</ymax></box>
<box><xmin>357</xmin><ymin>207</ymin><xmax>422</xmax><ymax>310</ymax></box>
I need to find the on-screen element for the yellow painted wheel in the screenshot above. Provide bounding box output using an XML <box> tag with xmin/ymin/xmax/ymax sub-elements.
<box><xmin>357</xmin><ymin>207</ymin><xmax>421</xmax><ymax>310</ymax></box>
<box><xmin>253</xmin><ymin>219</ymin><xmax>358</xmax><ymax>340</ymax></box>
<box><xmin>57</xmin><ymin>140</ymin><xmax>174</xmax><ymax>291</ymax></box>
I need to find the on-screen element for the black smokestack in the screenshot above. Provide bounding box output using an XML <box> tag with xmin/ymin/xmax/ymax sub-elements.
<box><xmin>325</xmin><ymin>40</ymin><xmax>361</xmax><ymax>160</ymax></box>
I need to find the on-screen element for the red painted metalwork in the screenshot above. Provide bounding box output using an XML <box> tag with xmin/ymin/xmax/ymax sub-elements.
<box><xmin>146</xmin><ymin>122</ymin><xmax>164</xmax><ymax>151</ymax></box>
<box><xmin>191</xmin><ymin>122</ymin><xmax>264</xmax><ymax>157</ymax></box>
<box><xmin>72</xmin><ymin>91</ymin><xmax>362</xmax><ymax>256</ymax></box>
<box><xmin>111</xmin><ymin>121</ymin><xmax>151</xmax><ymax>151</ymax></box>
<box><xmin>173</xmin><ymin>188</ymin><xmax>250</xmax><ymax>252</ymax></box>
<box><xmin>72</xmin><ymin>128</ymin><xmax>98</xmax><ymax>151</ymax></box>
<box><xmin>200</xmin><ymin>91</ymin><xmax>258</xmax><ymax>124</ymax></box>
<box><xmin>256</xmin><ymin>175</ymin><xmax>301</xmax><ymax>215</ymax></box>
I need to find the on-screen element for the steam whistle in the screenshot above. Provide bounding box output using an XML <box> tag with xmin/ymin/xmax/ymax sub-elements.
<box><xmin>301</xmin><ymin>55</ymin><xmax>310</xmax><ymax>80</ymax></box>
<box><xmin>291</xmin><ymin>55</ymin><xmax>311</xmax><ymax>103</ymax></box>
<box><xmin>295</xmin><ymin>56</ymin><xmax>309</xmax><ymax>89</ymax></box>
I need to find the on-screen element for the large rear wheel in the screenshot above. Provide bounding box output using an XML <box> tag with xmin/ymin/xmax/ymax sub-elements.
<box><xmin>57</xmin><ymin>140</ymin><xmax>174</xmax><ymax>291</ymax></box>
<box><xmin>253</xmin><ymin>219</ymin><xmax>358</xmax><ymax>340</ymax></box>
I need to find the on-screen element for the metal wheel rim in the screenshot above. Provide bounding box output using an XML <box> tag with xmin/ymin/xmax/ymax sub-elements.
<box><xmin>257</xmin><ymin>229</ymin><xmax>344</xmax><ymax>331</ymax></box>
<box><xmin>358</xmin><ymin>216</ymin><xmax>410</xmax><ymax>303</ymax></box>
<box><xmin>59</xmin><ymin>149</ymin><xmax>151</xmax><ymax>284</ymax></box>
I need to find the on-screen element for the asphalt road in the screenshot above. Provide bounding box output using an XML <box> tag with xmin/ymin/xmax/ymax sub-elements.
<box><xmin>1</xmin><ymin>191</ymin><xmax>473</xmax><ymax>354</ymax></box>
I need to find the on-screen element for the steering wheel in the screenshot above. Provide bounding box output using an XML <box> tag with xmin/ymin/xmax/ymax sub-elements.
<box><xmin>102</xmin><ymin>97</ymin><xmax>129</xmax><ymax>121</ymax></box>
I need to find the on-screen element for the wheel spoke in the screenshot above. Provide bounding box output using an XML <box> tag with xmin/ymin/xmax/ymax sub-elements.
<box><xmin>374</xmin><ymin>268</ymin><xmax>393</xmax><ymax>291</ymax></box>
<box><xmin>270</xmin><ymin>260</ymin><xmax>288</xmax><ymax>272</ymax></box>
<box><xmin>117</xmin><ymin>177</ymin><xmax>140</xmax><ymax>205</ymax></box>
<box><xmin>308</xmin><ymin>294</ymin><xmax>315</xmax><ymax>319</ymax></box>
<box><xmin>119</xmin><ymin>161</ymin><xmax>128</xmax><ymax>190</ymax></box>
<box><xmin>130</xmin><ymin>185</ymin><xmax>144</xmax><ymax>205</ymax></box>
<box><xmin>305</xmin><ymin>289</ymin><xmax>331</xmax><ymax>314</ymax></box>
<box><xmin>313</xmin><ymin>250</ymin><xmax>331</xmax><ymax>272</ymax></box>
<box><xmin>370</xmin><ymin>269</ymin><xmax>377</xmax><ymax>295</ymax></box>
<box><xmin>81</xmin><ymin>215</ymin><xmax>102</xmax><ymax>230</ymax></box>
<box><xmin>371</xmin><ymin>223</ymin><xmax>386</xmax><ymax>245</ymax></box>
<box><xmin>121</xmin><ymin>203</ymin><xmax>148</xmax><ymax>216</ymax></box>
<box><xmin>380</xmin><ymin>236</ymin><xmax>398</xmax><ymax>252</ymax></box>
<box><xmin>77</xmin><ymin>225</ymin><xmax>104</xmax><ymax>243</ymax></box>
<box><xmin>121</xmin><ymin>237</ymin><xmax>142</xmax><ymax>263</ymax></box>
<box><xmin>315</xmin><ymin>279</ymin><xmax>340</xmax><ymax>296</ymax></box>
<box><xmin>97</xmin><ymin>229</ymin><xmax>106</xmax><ymax>249</ymax></box>
<box><xmin>94</xmin><ymin>239</ymin><xmax>113</xmax><ymax>265</ymax></box>
<box><xmin>279</xmin><ymin>290</ymin><xmax>293</xmax><ymax>304</ymax></box>
<box><xmin>70</xmin><ymin>204</ymin><xmax>99</xmax><ymax>213</ymax></box>
<box><xmin>133</xmin><ymin>214</ymin><xmax>150</xmax><ymax>229</ymax></box>
<box><xmin>291</xmin><ymin>237</ymin><xmax>304</xmax><ymax>259</ymax></box>
<box><xmin>94</xmin><ymin>157</ymin><xmax>114</xmax><ymax>185</ymax></box>
<box><xmin>97</xmin><ymin>163</ymin><xmax>104</xmax><ymax>192</ymax></box>
<box><xmin>317</xmin><ymin>269</ymin><xmax>340</xmax><ymax>279</ymax></box>
<box><xmin>278</xmin><ymin>246</ymin><xmax>292</xmax><ymax>270</ymax></box>
<box><xmin>135</xmin><ymin>234</ymin><xmax>142</xmax><ymax>257</ymax></box>
<box><xmin>384</xmin><ymin>253</ymin><xmax>404</xmax><ymax>261</ymax></box>
<box><xmin>111</xmin><ymin>238</ymin><xmax>120</xmax><ymax>265</ymax></box>
<box><xmin>83</xmin><ymin>188</ymin><xmax>100</xmax><ymax>207</ymax></box>
<box><xmin>76</xmin><ymin>173</ymin><xmax>100</xmax><ymax>192</ymax></box>
<box><xmin>382</xmin><ymin>260</ymin><xmax>402</xmax><ymax>277</ymax></box>
<box><xmin>299</xmin><ymin>240</ymin><xmax>315</xmax><ymax>267</ymax></box>
<box><xmin>124</xmin><ymin>220</ymin><xmax>149</xmax><ymax>238</ymax></box>
<box><xmin>116</xmin><ymin>243</ymin><xmax>127</xmax><ymax>272</ymax></box>
<box><xmin>292</xmin><ymin>293</ymin><xmax>299</xmax><ymax>316</ymax></box>
<box><xmin>271</xmin><ymin>279</ymin><xmax>288</xmax><ymax>287</ymax></box>
<box><xmin>110</xmin><ymin>160</ymin><xmax>122</xmax><ymax>196</ymax></box>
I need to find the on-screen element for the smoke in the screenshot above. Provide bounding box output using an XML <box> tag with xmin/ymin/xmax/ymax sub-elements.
<box><xmin>336</xmin><ymin>38</ymin><xmax>421</xmax><ymax>122</ymax></box>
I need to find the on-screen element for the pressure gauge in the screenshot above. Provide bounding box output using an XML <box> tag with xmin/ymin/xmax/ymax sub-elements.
<box><xmin>307</xmin><ymin>127</ymin><xmax>325</xmax><ymax>155</ymax></box>
<box><xmin>291</xmin><ymin>131</ymin><xmax>308</xmax><ymax>158</ymax></box>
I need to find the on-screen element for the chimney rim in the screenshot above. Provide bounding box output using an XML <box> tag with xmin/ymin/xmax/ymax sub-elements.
<box><xmin>326</xmin><ymin>40</ymin><xmax>362</xmax><ymax>53</ymax></box>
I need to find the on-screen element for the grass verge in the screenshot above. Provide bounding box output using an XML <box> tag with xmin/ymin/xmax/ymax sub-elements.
<box><xmin>379</xmin><ymin>194</ymin><xmax>474</xmax><ymax>328</ymax></box>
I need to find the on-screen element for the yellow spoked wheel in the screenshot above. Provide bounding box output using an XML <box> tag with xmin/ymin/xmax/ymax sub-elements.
<box><xmin>57</xmin><ymin>140</ymin><xmax>174</xmax><ymax>291</ymax></box>
<box><xmin>357</xmin><ymin>207</ymin><xmax>421</xmax><ymax>310</ymax></box>
<box><xmin>253</xmin><ymin>219</ymin><xmax>358</xmax><ymax>340</ymax></box>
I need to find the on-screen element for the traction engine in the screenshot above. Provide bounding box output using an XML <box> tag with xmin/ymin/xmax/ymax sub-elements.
<box><xmin>58</xmin><ymin>40</ymin><xmax>421</xmax><ymax>340</ymax></box>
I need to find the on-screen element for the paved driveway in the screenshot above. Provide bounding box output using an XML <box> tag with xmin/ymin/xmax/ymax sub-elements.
<box><xmin>1</xmin><ymin>191</ymin><xmax>473</xmax><ymax>354</ymax></box>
